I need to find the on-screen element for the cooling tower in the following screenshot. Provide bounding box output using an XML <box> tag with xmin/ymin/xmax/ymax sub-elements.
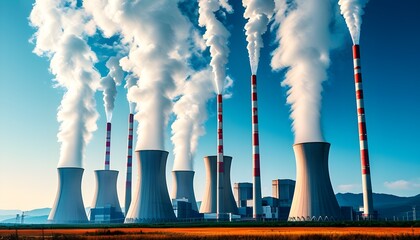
<box><xmin>251</xmin><ymin>74</ymin><xmax>263</xmax><ymax>219</ymax></box>
<box><xmin>124</xmin><ymin>113</ymin><xmax>134</xmax><ymax>214</ymax></box>
<box><xmin>125</xmin><ymin>150</ymin><xmax>176</xmax><ymax>223</ymax></box>
<box><xmin>48</xmin><ymin>167</ymin><xmax>88</xmax><ymax>224</ymax></box>
<box><xmin>352</xmin><ymin>44</ymin><xmax>374</xmax><ymax>218</ymax></box>
<box><xmin>89</xmin><ymin>170</ymin><xmax>124</xmax><ymax>223</ymax></box>
<box><xmin>288</xmin><ymin>142</ymin><xmax>340</xmax><ymax>221</ymax></box>
<box><xmin>171</xmin><ymin>170</ymin><xmax>198</xmax><ymax>212</ymax></box>
<box><xmin>200</xmin><ymin>155</ymin><xmax>238</xmax><ymax>215</ymax></box>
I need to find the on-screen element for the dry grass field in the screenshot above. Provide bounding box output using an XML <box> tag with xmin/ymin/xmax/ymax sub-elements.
<box><xmin>0</xmin><ymin>227</ymin><xmax>419</xmax><ymax>239</ymax></box>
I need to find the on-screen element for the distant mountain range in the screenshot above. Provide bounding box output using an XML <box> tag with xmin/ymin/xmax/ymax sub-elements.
<box><xmin>336</xmin><ymin>193</ymin><xmax>420</xmax><ymax>220</ymax></box>
<box><xmin>0</xmin><ymin>208</ymin><xmax>50</xmax><ymax>223</ymax></box>
<box><xmin>1</xmin><ymin>193</ymin><xmax>418</xmax><ymax>223</ymax></box>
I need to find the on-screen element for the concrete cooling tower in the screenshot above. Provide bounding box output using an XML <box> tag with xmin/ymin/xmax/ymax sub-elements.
<box><xmin>200</xmin><ymin>156</ymin><xmax>238</xmax><ymax>215</ymax></box>
<box><xmin>48</xmin><ymin>167</ymin><xmax>88</xmax><ymax>224</ymax></box>
<box><xmin>89</xmin><ymin>170</ymin><xmax>124</xmax><ymax>223</ymax></box>
<box><xmin>125</xmin><ymin>150</ymin><xmax>176</xmax><ymax>223</ymax></box>
<box><xmin>288</xmin><ymin>142</ymin><xmax>340</xmax><ymax>221</ymax></box>
<box><xmin>172</xmin><ymin>170</ymin><xmax>198</xmax><ymax>212</ymax></box>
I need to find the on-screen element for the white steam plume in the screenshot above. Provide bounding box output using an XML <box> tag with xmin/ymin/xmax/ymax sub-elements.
<box><xmin>30</xmin><ymin>0</ymin><xmax>100</xmax><ymax>168</ymax></box>
<box><xmin>271</xmin><ymin>0</ymin><xmax>337</xmax><ymax>143</ymax></box>
<box><xmin>242</xmin><ymin>0</ymin><xmax>275</xmax><ymax>74</ymax></box>
<box><xmin>86</xmin><ymin>0</ymin><xmax>192</xmax><ymax>151</ymax></box>
<box><xmin>198</xmin><ymin>0</ymin><xmax>233</xmax><ymax>94</ymax></box>
<box><xmin>100</xmin><ymin>56</ymin><xmax>124</xmax><ymax>122</ymax></box>
<box><xmin>171</xmin><ymin>68</ymin><xmax>214</xmax><ymax>171</ymax></box>
<box><xmin>338</xmin><ymin>0</ymin><xmax>369</xmax><ymax>44</ymax></box>
<box><xmin>123</xmin><ymin>73</ymin><xmax>138</xmax><ymax>114</ymax></box>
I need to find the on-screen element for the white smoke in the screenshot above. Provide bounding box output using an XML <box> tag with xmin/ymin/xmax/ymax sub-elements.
<box><xmin>171</xmin><ymin>68</ymin><xmax>214</xmax><ymax>171</ymax></box>
<box><xmin>86</xmin><ymin>0</ymin><xmax>193</xmax><ymax>151</ymax></box>
<box><xmin>100</xmin><ymin>56</ymin><xmax>124</xmax><ymax>122</ymax></box>
<box><xmin>271</xmin><ymin>0</ymin><xmax>339</xmax><ymax>143</ymax></box>
<box><xmin>338</xmin><ymin>0</ymin><xmax>369</xmax><ymax>44</ymax></box>
<box><xmin>123</xmin><ymin>73</ymin><xmax>138</xmax><ymax>114</ymax></box>
<box><xmin>242</xmin><ymin>0</ymin><xmax>275</xmax><ymax>74</ymax></box>
<box><xmin>30</xmin><ymin>0</ymin><xmax>100</xmax><ymax>168</ymax></box>
<box><xmin>198</xmin><ymin>0</ymin><xmax>233</xmax><ymax>94</ymax></box>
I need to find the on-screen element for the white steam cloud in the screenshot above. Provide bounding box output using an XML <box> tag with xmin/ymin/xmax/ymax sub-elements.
<box><xmin>198</xmin><ymin>0</ymin><xmax>233</xmax><ymax>94</ymax></box>
<box><xmin>242</xmin><ymin>0</ymin><xmax>275</xmax><ymax>74</ymax></box>
<box><xmin>123</xmin><ymin>73</ymin><xmax>138</xmax><ymax>114</ymax></box>
<box><xmin>171</xmin><ymin>68</ymin><xmax>214</xmax><ymax>171</ymax></box>
<box><xmin>86</xmin><ymin>0</ymin><xmax>192</xmax><ymax>151</ymax></box>
<box><xmin>30</xmin><ymin>0</ymin><xmax>100</xmax><ymax>168</ymax></box>
<box><xmin>100</xmin><ymin>56</ymin><xmax>124</xmax><ymax>122</ymax></box>
<box><xmin>338</xmin><ymin>0</ymin><xmax>369</xmax><ymax>44</ymax></box>
<box><xmin>271</xmin><ymin>0</ymin><xmax>339</xmax><ymax>143</ymax></box>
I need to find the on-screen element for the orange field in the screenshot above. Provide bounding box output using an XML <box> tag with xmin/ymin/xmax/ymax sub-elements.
<box><xmin>0</xmin><ymin>227</ymin><xmax>420</xmax><ymax>239</ymax></box>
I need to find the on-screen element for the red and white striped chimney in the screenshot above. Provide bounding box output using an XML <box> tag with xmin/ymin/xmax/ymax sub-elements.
<box><xmin>251</xmin><ymin>74</ymin><xmax>263</xmax><ymax>219</ymax></box>
<box><xmin>125</xmin><ymin>113</ymin><xmax>134</xmax><ymax>213</ymax></box>
<box><xmin>216</xmin><ymin>94</ymin><xmax>224</xmax><ymax>219</ymax></box>
<box><xmin>352</xmin><ymin>44</ymin><xmax>374</xmax><ymax>218</ymax></box>
<box><xmin>104</xmin><ymin>122</ymin><xmax>111</xmax><ymax>170</ymax></box>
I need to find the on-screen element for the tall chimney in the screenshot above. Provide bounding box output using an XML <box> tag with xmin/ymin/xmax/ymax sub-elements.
<box><xmin>251</xmin><ymin>74</ymin><xmax>263</xmax><ymax>219</ymax></box>
<box><xmin>48</xmin><ymin>167</ymin><xmax>88</xmax><ymax>223</ymax></box>
<box><xmin>124</xmin><ymin>150</ymin><xmax>176</xmax><ymax>223</ymax></box>
<box><xmin>288</xmin><ymin>142</ymin><xmax>340</xmax><ymax>221</ymax></box>
<box><xmin>124</xmin><ymin>113</ymin><xmax>134</xmax><ymax>214</ymax></box>
<box><xmin>200</xmin><ymin>156</ymin><xmax>238</xmax><ymax>215</ymax></box>
<box><xmin>216</xmin><ymin>94</ymin><xmax>224</xmax><ymax>218</ymax></box>
<box><xmin>352</xmin><ymin>44</ymin><xmax>374</xmax><ymax>218</ymax></box>
<box><xmin>104</xmin><ymin>122</ymin><xmax>111</xmax><ymax>170</ymax></box>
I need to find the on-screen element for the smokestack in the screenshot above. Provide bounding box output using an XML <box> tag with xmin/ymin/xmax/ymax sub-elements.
<box><xmin>89</xmin><ymin>170</ymin><xmax>124</xmax><ymax>223</ymax></box>
<box><xmin>124</xmin><ymin>113</ymin><xmax>134</xmax><ymax>214</ymax></box>
<box><xmin>125</xmin><ymin>150</ymin><xmax>176</xmax><ymax>223</ymax></box>
<box><xmin>288</xmin><ymin>142</ymin><xmax>340</xmax><ymax>221</ymax></box>
<box><xmin>216</xmin><ymin>94</ymin><xmax>224</xmax><ymax>218</ymax></box>
<box><xmin>251</xmin><ymin>74</ymin><xmax>263</xmax><ymax>219</ymax></box>
<box><xmin>48</xmin><ymin>167</ymin><xmax>88</xmax><ymax>223</ymax></box>
<box><xmin>104</xmin><ymin>122</ymin><xmax>111</xmax><ymax>170</ymax></box>
<box><xmin>171</xmin><ymin>170</ymin><xmax>198</xmax><ymax>212</ymax></box>
<box><xmin>200</xmin><ymin>156</ymin><xmax>238</xmax><ymax>215</ymax></box>
<box><xmin>352</xmin><ymin>44</ymin><xmax>374</xmax><ymax>218</ymax></box>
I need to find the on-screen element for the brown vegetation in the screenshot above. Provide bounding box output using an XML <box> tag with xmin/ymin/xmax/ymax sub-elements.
<box><xmin>0</xmin><ymin>227</ymin><xmax>419</xmax><ymax>239</ymax></box>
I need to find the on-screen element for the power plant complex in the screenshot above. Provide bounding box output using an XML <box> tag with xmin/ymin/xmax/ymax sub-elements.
<box><xmin>46</xmin><ymin>67</ymin><xmax>376</xmax><ymax>223</ymax></box>
<box><xmin>42</xmin><ymin>1</ymin><xmax>378</xmax><ymax>225</ymax></box>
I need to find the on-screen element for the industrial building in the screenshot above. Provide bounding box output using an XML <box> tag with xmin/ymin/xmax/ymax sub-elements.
<box><xmin>272</xmin><ymin>179</ymin><xmax>295</xmax><ymax>207</ymax></box>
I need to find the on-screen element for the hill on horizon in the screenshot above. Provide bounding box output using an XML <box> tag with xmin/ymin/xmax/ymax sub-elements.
<box><xmin>336</xmin><ymin>193</ymin><xmax>420</xmax><ymax>220</ymax></box>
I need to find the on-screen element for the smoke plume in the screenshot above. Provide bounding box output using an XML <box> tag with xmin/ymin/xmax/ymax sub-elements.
<box><xmin>100</xmin><ymin>56</ymin><xmax>124</xmax><ymax>122</ymax></box>
<box><xmin>30</xmin><ymin>0</ymin><xmax>100</xmax><ymax>168</ymax></box>
<box><xmin>123</xmin><ymin>73</ymin><xmax>138</xmax><ymax>114</ymax></box>
<box><xmin>171</xmin><ymin>68</ymin><xmax>214</xmax><ymax>171</ymax></box>
<box><xmin>242</xmin><ymin>0</ymin><xmax>275</xmax><ymax>74</ymax></box>
<box><xmin>86</xmin><ymin>0</ymin><xmax>193</xmax><ymax>151</ymax></box>
<box><xmin>338</xmin><ymin>0</ymin><xmax>369</xmax><ymax>44</ymax></box>
<box><xmin>271</xmin><ymin>0</ymin><xmax>338</xmax><ymax>143</ymax></box>
<box><xmin>198</xmin><ymin>0</ymin><xmax>233</xmax><ymax>94</ymax></box>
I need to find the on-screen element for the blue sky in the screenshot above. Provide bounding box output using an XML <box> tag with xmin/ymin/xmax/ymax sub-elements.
<box><xmin>0</xmin><ymin>0</ymin><xmax>419</xmax><ymax>211</ymax></box>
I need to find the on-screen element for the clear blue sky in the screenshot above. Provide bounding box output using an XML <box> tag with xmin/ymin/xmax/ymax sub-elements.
<box><xmin>0</xmin><ymin>0</ymin><xmax>419</xmax><ymax>211</ymax></box>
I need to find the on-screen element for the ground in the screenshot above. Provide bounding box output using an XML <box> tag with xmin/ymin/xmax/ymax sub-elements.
<box><xmin>0</xmin><ymin>227</ymin><xmax>419</xmax><ymax>239</ymax></box>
